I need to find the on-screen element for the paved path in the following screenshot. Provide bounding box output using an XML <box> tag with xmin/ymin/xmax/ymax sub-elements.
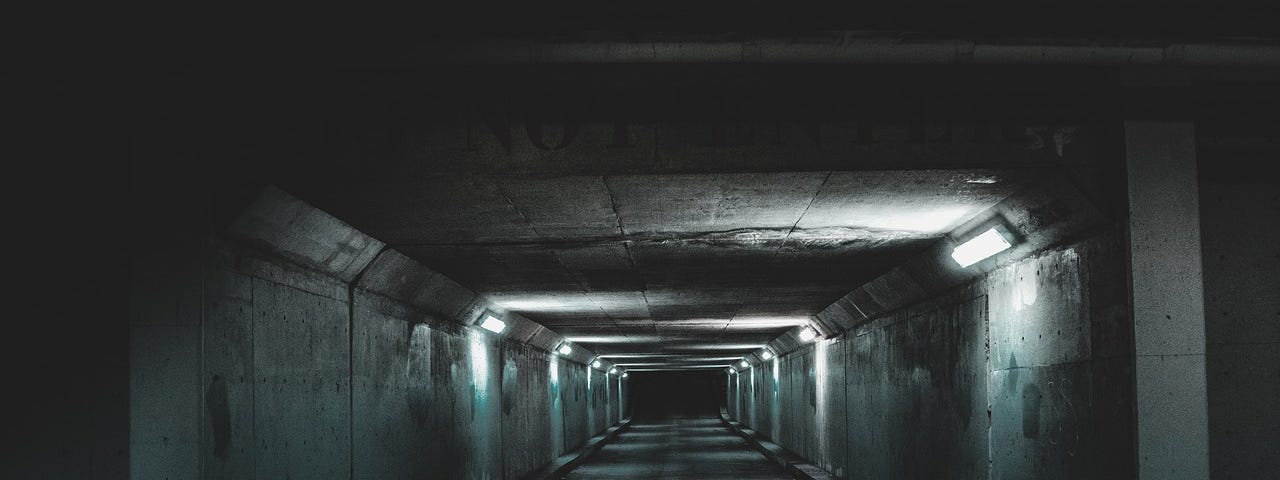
<box><xmin>562</xmin><ymin>417</ymin><xmax>793</xmax><ymax>480</ymax></box>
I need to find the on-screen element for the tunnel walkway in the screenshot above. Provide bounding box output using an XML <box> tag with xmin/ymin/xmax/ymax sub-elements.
<box><xmin>562</xmin><ymin>417</ymin><xmax>793</xmax><ymax>480</ymax></box>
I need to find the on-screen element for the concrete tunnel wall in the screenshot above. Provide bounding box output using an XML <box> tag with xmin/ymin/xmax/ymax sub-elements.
<box><xmin>724</xmin><ymin>174</ymin><xmax>1137</xmax><ymax>479</ymax></box>
<box><xmin>727</xmin><ymin>231</ymin><xmax>1133</xmax><ymax>479</ymax></box>
<box><xmin>723</xmin><ymin>151</ymin><xmax>1280</xmax><ymax>480</ymax></box>
<box><xmin>131</xmin><ymin>186</ymin><xmax>626</xmax><ymax>480</ymax></box>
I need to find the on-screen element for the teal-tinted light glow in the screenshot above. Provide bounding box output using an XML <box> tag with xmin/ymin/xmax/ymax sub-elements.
<box><xmin>798</xmin><ymin>326</ymin><xmax>818</xmax><ymax>343</ymax></box>
<box><xmin>759</xmin><ymin>349</ymin><xmax>774</xmax><ymax>361</ymax></box>
<box><xmin>469</xmin><ymin>330</ymin><xmax>489</xmax><ymax>390</ymax></box>
<box><xmin>558</xmin><ymin>344</ymin><xmax>572</xmax><ymax>356</ymax></box>
<box><xmin>478</xmin><ymin>315</ymin><xmax>506</xmax><ymax>334</ymax></box>
<box><xmin>951</xmin><ymin>227</ymin><xmax>1012</xmax><ymax>267</ymax></box>
<box><xmin>608</xmin><ymin>366</ymin><xmax>618</xmax><ymax>375</ymax></box>
<box><xmin>592</xmin><ymin>359</ymin><xmax>602</xmax><ymax>369</ymax></box>
<box><xmin>739</xmin><ymin>360</ymin><xmax>750</xmax><ymax>368</ymax></box>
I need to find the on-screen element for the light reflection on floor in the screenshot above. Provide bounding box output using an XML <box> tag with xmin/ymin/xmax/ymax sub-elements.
<box><xmin>562</xmin><ymin>417</ymin><xmax>792</xmax><ymax>480</ymax></box>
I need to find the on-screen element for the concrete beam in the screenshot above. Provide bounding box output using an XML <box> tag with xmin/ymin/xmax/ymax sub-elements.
<box><xmin>225</xmin><ymin>185</ymin><xmax>611</xmax><ymax>365</ymax></box>
<box><xmin>337</xmin><ymin>36</ymin><xmax>1280</xmax><ymax>67</ymax></box>
<box><xmin>226</xmin><ymin>185</ymin><xmax>385</xmax><ymax>283</ymax></box>
<box><xmin>1125</xmin><ymin>121</ymin><xmax>1209</xmax><ymax>479</ymax></box>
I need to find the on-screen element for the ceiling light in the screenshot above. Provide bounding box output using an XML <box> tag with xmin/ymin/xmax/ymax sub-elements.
<box><xmin>609</xmin><ymin>367</ymin><xmax>618</xmax><ymax>375</ymax></box>
<box><xmin>592</xmin><ymin>359</ymin><xmax>602</xmax><ymax>369</ymax></box>
<box><xmin>477</xmin><ymin>314</ymin><xmax>506</xmax><ymax>334</ymax></box>
<box><xmin>739</xmin><ymin>360</ymin><xmax>750</xmax><ymax>368</ymax></box>
<box><xmin>759</xmin><ymin>349</ymin><xmax>774</xmax><ymax>361</ymax></box>
<box><xmin>621</xmin><ymin>372</ymin><xmax>629</xmax><ymax>378</ymax></box>
<box><xmin>798</xmin><ymin>327</ymin><xmax>818</xmax><ymax>343</ymax></box>
<box><xmin>557</xmin><ymin>343</ymin><xmax>572</xmax><ymax>356</ymax></box>
<box><xmin>951</xmin><ymin>226</ymin><xmax>1013</xmax><ymax>267</ymax></box>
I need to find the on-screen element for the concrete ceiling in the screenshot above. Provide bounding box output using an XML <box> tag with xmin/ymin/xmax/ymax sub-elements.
<box><xmin>300</xmin><ymin>168</ymin><xmax>1025</xmax><ymax>367</ymax></box>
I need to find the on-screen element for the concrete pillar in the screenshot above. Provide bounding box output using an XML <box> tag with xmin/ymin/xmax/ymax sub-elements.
<box><xmin>1125</xmin><ymin>121</ymin><xmax>1209</xmax><ymax>479</ymax></box>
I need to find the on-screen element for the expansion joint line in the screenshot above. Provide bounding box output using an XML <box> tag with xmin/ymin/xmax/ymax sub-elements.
<box><xmin>346</xmin><ymin>245</ymin><xmax>390</xmax><ymax>480</ymax></box>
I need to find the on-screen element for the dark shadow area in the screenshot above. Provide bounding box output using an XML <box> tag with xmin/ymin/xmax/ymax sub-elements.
<box><xmin>3</xmin><ymin>70</ymin><xmax>131</xmax><ymax>479</ymax></box>
<box><xmin>627</xmin><ymin>371</ymin><xmax>726</xmax><ymax>420</ymax></box>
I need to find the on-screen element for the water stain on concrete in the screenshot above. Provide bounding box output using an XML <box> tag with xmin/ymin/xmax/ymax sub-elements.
<box><xmin>205</xmin><ymin>374</ymin><xmax>230</xmax><ymax>460</ymax></box>
<box><xmin>1022</xmin><ymin>383</ymin><xmax>1042</xmax><ymax>439</ymax></box>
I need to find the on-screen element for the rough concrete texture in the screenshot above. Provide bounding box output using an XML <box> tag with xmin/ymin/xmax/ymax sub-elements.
<box><xmin>728</xmin><ymin>232</ymin><xmax>1135</xmax><ymax>479</ymax></box>
<box><xmin>130</xmin><ymin>186</ymin><xmax>625</xmax><ymax>480</ymax></box>
<box><xmin>223</xmin><ymin>188</ymin><xmax>614</xmax><ymax>368</ymax></box>
<box><xmin>810</xmin><ymin>174</ymin><xmax>1105</xmax><ymax>340</ymax></box>
<box><xmin>562</xmin><ymin>418</ymin><xmax>792</xmax><ymax>480</ymax></box>
<box><xmin>1201</xmin><ymin>182</ymin><xmax>1280</xmax><ymax>479</ymax></box>
<box><xmin>227</xmin><ymin>185</ymin><xmax>386</xmax><ymax>284</ymax></box>
<box><xmin>193</xmin><ymin>242</ymin><xmax>623</xmax><ymax>479</ymax></box>
<box><xmin>721</xmin><ymin>413</ymin><xmax>839</xmax><ymax>480</ymax></box>
<box><xmin>306</xmin><ymin>169</ymin><xmax>1031</xmax><ymax>361</ymax></box>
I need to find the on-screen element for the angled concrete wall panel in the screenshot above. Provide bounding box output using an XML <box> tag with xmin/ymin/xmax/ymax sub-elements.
<box><xmin>227</xmin><ymin>185</ymin><xmax>385</xmax><ymax>283</ymax></box>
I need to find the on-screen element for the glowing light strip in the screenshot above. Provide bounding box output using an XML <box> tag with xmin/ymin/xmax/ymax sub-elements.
<box><xmin>951</xmin><ymin>227</ymin><xmax>1013</xmax><ymax>267</ymax></box>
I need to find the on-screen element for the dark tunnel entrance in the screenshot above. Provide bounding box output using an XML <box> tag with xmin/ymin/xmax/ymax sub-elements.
<box><xmin>627</xmin><ymin>371</ymin><xmax>728</xmax><ymax>420</ymax></box>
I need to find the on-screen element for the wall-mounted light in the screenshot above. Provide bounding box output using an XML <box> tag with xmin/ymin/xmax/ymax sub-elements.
<box><xmin>592</xmin><ymin>358</ymin><xmax>603</xmax><ymax>369</ymax></box>
<box><xmin>951</xmin><ymin>225</ymin><xmax>1014</xmax><ymax>267</ymax></box>
<box><xmin>557</xmin><ymin>343</ymin><xmax>573</xmax><ymax>356</ymax></box>
<box><xmin>759</xmin><ymin>348</ymin><xmax>774</xmax><ymax>361</ymax></box>
<box><xmin>621</xmin><ymin>372</ymin><xmax>629</xmax><ymax>378</ymax></box>
<box><xmin>798</xmin><ymin>326</ymin><xmax>818</xmax><ymax>343</ymax></box>
<box><xmin>609</xmin><ymin>366</ymin><xmax>618</xmax><ymax>375</ymax></box>
<box><xmin>477</xmin><ymin>313</ymin><xmax>506</xmax><ymax>334</ymax></box>
<box><xmin>739</xmin><ymin>360</ymin><xmax>750</xmax><ymax>368</ymax></box>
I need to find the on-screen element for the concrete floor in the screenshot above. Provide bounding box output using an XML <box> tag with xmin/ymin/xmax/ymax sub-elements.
<box><xmin>563</xmin><ymin>417</ymin><xmax>793</xmax><ymax>480</ymax></box>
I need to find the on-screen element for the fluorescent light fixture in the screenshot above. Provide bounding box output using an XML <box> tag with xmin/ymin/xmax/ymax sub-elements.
<box><xmin>739</xmin><ymin>360</ymin><xmax>750</xmax><ymax>368</ymax></box>
<box><xmin>609</xmin><ymin>367</ymin><xmax>618</xmax><ymax>375</ymax></box>
<box><xmin>557</xmin><ymin>343</ymin><xmax>572</xmax><ymax>356</ymax></box>
<box><xmin>592</xmin><ymin>359</ymin><xmax>602</xmax><ymax>369</ymax></box>
<box><xmin>798</xmin><ymin>326</ymin><xmax>818</xmax><ymax>343</ymax></box>
<box><xmin>477</xmin><ymin>314</ymin><xmax>506</xmax><ymax>334</ymax></box>
<box><xmin>759</xmin><ymin>349</ymin><xmax>774</xmax><ymax>361</ymax></box>
<box><xmin>951</xmin><ymin>227</ymin><xmax>1013</xmax><ymax>267</ymax></box>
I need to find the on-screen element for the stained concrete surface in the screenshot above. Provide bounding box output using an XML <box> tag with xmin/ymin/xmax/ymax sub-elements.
<box><xmin>189</xmin><ymin>242</ymin><xmax>625</xmax><ymax>479</ymax></box>
<box><xmin>562</xmin><ymin>417</ymin><xmax>793</xmax><ymax>480</ymax></box>
<box><xmin>728</xmin><ymin>232</ymin><xmax>1135</xmax><ymax>479</ymax></box>
<box><xmin>131</xmin><ymin>187</ymin><xmax>627</xmax><ymax>480</ymax></box>
<box><xmin>299</xmin><ymin>169</ymin><xmax>1028</xmax><ymax>362</ymax></box>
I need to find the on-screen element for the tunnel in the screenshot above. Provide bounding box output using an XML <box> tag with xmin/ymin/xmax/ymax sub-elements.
<box><xmin>9</xmin><ymin>9</ymin><xmax>1280</xmax><ymax>480</ymax></box>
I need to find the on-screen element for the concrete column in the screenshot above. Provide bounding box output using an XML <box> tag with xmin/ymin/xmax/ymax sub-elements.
<box><xmin>1125</xmin><ymin>121</ymin><xmax>1209</xmax><ymax>479</ymax></box>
